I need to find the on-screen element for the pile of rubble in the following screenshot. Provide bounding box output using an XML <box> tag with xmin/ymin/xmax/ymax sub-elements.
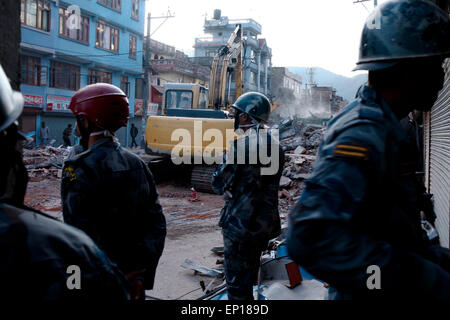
<box><xmin>277</xmin><ymin>121</ymin><xmax>325</xmax><ymax>215</ymax></box>
<box><xmin>23</xmin><ymin>146</ymin><xmax>71</xmax><ymax>181</ymax></box>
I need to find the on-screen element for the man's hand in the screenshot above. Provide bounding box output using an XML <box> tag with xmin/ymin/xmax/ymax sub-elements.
<box><xmin>126</xmin><ymin>269</ymin><xmax>146</xmax><ymax>300</ymax></box>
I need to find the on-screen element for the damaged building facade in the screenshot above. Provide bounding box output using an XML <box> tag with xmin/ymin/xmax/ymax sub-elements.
<box><xmin>301</xmin><ymin>85</ymin><xmax>346</xmax><ymax>118</ymax></box>
<box><xmin>271</xmin><ymin>67</ymin><xmax>303</xmax><ymax>119</ymax></box>
<box><xmin>19</xmin><ymin>0</ymin><xmax>145</xmax><ymax>147</ymax></box>
<box><xmin>271</xmin><ymin>67</ymin><xmax>346</xmax><ymax>122</ymax></box>
<box><xmin>194</xmin><ymin>10</ymin><xmax>273</xmax><ymax>103</ymax></box>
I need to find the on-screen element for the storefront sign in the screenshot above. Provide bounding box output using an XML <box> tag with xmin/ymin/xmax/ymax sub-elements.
<box><xmin>23</xmin><ymin>94</ymin><xmax>44</xmax><ymax>107</ymax></box>
<box><xmin>134</xmin><ymin>99</ymin><xmax>144</xmax><ymax>116</ymax></box>
<box><xmin>46</xmin><ymin>95</ymin><xmax>72</xmax><ymax>112</ymax></box>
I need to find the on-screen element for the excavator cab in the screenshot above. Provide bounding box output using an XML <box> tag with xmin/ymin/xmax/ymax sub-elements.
<box><xmin>163</xmin><ymin>83</ymin><xmax>228</xmax><ymax>119</ymax></box>
<box><xmin>163</xmin><ymin>83</ymin><xmax>208</xmax><ymax>111</ymax></box>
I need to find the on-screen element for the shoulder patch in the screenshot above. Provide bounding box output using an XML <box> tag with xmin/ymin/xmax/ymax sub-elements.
<box><xmin>333</xmin><ymin>143</ymin><xmax>369</xmax><ymax>160</ymax></box>
<box><xmin>63</xmin><ymin>166</ymin><xmax>77</xmax><ymax>182</ymax></box>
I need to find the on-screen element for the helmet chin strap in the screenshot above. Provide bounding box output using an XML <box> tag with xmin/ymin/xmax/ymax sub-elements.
<box><xmin>89</xmin><ymin>130</ymin><xmax>115</xmax><ymax>138</ymax></box>
<box><xmin>239</xmin><ymin>116</ymin><xmax>260</xmax><ymax>129</ymax></box>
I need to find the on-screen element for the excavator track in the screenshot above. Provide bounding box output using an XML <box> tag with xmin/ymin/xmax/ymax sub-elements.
<box><xmin>191</xmin><ymin>165</ymin><xmax>218</xmax><ymax>194</ymax></box>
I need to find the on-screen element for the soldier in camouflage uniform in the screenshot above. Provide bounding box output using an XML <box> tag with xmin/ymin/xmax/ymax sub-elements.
<box><xmin>61</xmin><ymin>83</ymin><xmax>166</xmax><ymax>300</ymax></box>
<box><xmin>0</xmin><ymin>66</ymin><xmax>129</xmax><ymax>301</ymax></box>
<box><xmin>212</xmin><ymin>92</ymin><xmax>285</xmax><ymax>300</ymax></box>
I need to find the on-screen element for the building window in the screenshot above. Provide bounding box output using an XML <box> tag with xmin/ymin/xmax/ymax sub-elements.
<box><xmin>135</xmin><ymin>78</ymin><xmax>144</xmax><ymax>99</ymax></box>
<box><xmin>96</xmin><ymin>22</ymin><xmax>120</xmax><ymax>52</ymax></box>
<box><xmin>21</xmin><ymin>55</ymin><xmax>48</xmax><ymax>86</ymax></box>
<box><xmin>250</xmin><ymin>72</ymin><xmax>257</xmax><ymax>85</ymax></box>
<box><xmin>131</xmin><ymin>0</ymin><xmax>139</xmax><ymax>19</ymax></box>
<box><xmin>59</xmin><ymin>8</ymin><xmax>89</xmax><ymax>44</ymax></box>
<box><xmin>121</xmin><ymin>76</ymin><xmax>130</xmax><ymax>97</ymax></box>
<box><xmin>21</xmin><ymin>0</ymin><xmax>50</xmax><ymax>32</ymax></box>
<box><xmin>49</xmin><ymin>61</ymin><xmax>80</xmax><ymax>91</ymax></box>
<box><xmin>88</xmin><ymin>69</ymin><xmax>112</xmax><ymax>84</ymax></box>
<box><xmin>129</xmin><ymin>35</ymin><xmax>137</xmax><ymax>58</ymax></box>
<box><xmin>97</xmin><ymin>0</ymin><xmax>121</xmax><ymax>11</ymax></box>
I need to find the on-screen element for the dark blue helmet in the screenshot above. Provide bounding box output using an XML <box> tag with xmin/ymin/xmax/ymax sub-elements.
<box><xmin>231</xmin><ymin>92</ymin><xmax>271</xmax><ymax>122</ymax></box>
<box><xmin>355</xmin><ymin>0</ymin><xmax>450</xmax><ymax>71</ymax></box>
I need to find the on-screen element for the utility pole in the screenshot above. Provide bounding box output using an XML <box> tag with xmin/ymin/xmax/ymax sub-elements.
<box><xmin>142</xmin><ymin>10</ymin><xmax>174</xmax><ymax>145</ymax></box>
<box><xmin>142</xmin><ymin>12</ymin><xmax>151</xmax><ymax>141</ymax></box>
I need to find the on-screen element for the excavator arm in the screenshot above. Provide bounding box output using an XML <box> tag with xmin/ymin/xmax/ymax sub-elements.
<box><xmin>209</xmin><ymin>25</ymin><xmax>243</xmax><ymax>109</ymax></box>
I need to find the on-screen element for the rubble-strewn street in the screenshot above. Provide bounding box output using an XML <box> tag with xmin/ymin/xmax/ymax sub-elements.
<box><xmin>22</xmin><ymin>124</ymin><xmax>324</xmax><ymax>300</ymax></box>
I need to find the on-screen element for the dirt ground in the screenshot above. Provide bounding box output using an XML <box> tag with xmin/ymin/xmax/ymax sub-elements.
<box><xmin>24</xmin><ymin>177</ymin><xmax>227</xmax><ymax>300</ymax></box>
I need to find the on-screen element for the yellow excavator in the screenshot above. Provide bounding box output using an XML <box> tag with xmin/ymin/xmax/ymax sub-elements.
<box><xmin>145</xmin><ymin>25</ymin><xmax>244</xmax><ymax>192</ymax></box>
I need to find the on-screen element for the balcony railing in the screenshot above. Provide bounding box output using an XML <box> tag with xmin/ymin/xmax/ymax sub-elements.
<box><xmin>151</xmin><ymin>59</ymin><xmax>210</xmax><ymax>79</ymax></box>
<box><xmin>204</xmin><ymin>18</ymin><xmax>262</xmax><ymax>34</ymax></box>
<box><xmin>148</xmin><ymin>38</ymin><xmax>176</xmax><ymax>55</ymax></box>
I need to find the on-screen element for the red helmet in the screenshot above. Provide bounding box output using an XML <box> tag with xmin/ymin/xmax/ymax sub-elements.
<box><xmin>69</xmin><ymin>83</ymin><xmax>129</xmax><ymax>132</ymax></box>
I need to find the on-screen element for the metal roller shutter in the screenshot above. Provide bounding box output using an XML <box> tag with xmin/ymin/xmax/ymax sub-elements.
<box><xmin>429</xmin><ymin>59</ymin><xmax>450</xmax><ymax>247</ymax></box>
<box><xmin>423</xmin><ymin>111</ymin><xmax>431</xmax><ymax>191</ymax></box>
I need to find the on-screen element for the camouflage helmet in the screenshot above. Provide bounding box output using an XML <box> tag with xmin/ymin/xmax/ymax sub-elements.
<box><xmin>354</xmin><ymin>0</ymin><xmax>450</xmax><ymax>71</ymax></box>
<box><xmin>231</xmin><ymin>92</ymin><xmax>271</xmax><ymax>122</ymax></box>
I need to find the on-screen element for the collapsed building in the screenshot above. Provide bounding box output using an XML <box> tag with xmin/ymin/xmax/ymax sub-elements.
<box><xmin>270</xmin><ymin>67</ymin><xmax>347</xmax><ymax>124</ymax></box>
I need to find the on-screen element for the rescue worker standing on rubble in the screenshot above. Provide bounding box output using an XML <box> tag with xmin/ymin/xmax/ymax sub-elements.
<box><xmin>61</xmin><ymin>83</ymin><xmax>166</xmax><ymax>300</ymax></box>
<box><xmin>287</xmin><ymin>0</ymin><xmax>450</xmax><ymax>299</ymax></box>
<box><xmin>0</xmin><ymin>65</ymin><xmax>129</xmax><ymax>300</ymax></box>
<box><xmin>212</xmin><ymin>92</ymin><xmax>285</xmax><ymax>300</ymax></box>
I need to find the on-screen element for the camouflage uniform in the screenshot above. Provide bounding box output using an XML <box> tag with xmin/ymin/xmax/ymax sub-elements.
<box><xmin>61</xmin><ymin>137</ymin><xmax>166</xmax><ymax>290</ymax></box>
<box><xmin>287</xmin><ymin>85</ymin><xmax>450</xmax><ymax>299</ymax></box>
<box><xmin>0</xmin><ymin>203</ymin><xmax>129</xmax><ymax>300</ymax></box>
<box><xmin>213</xmin><ymin>129</ymin><xmax>284</xmax><ymax>300</ymax></box>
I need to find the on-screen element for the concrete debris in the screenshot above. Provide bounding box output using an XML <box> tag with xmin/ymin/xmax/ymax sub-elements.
<box><xmin>23</xmin><ymin>146</ymin><xmax>72</xmax><ymax>181</ymax></box>
<box><xmin>294</xmin><ymin>145</ymin><xmax>306</xmax><ymax>155</ymax></box>
<box><xmin>181</xmin><ymin>259</ymin><xmax>224</xmax><ymax>278</ymax></box>
<box><xmin>277</xmin><ymin>121</ymin><xmax>325</xmax><ymax>214</ymax></box>
<box><xmin>279</xmin><ymin>176</ymin><xmax>292</xmax><ymax>188</ymax></box>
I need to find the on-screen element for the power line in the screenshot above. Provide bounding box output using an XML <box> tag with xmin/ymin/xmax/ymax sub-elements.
<box><xmin>353</xmin><ymin>0</ymin><xmax>378</xmax><ymax>8</ymax></box>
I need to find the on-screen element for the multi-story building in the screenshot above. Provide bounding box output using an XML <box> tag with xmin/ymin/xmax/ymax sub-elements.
<box><xmin>146</xmin><ymin>38</ymin><xmax>210</xmax><ymax>115</ymax></box>
<box><xmin>272</xmin><ymin>67</ymin><xmax>302</xmax><ymax>101</ymax></box>
<box><xmin>20</xmin><ymin>0</ymin><xmax>145</xmax><ymax>147</ymax></box>
<box><xmin>194</xmin><ymin>10</ymin><xmax>272</xmax><ymax>103</ymax></box>
<box><xmin>301</xmin><ymin>85</ymin><xmax>345</xmax><ymax>118</ymax></box>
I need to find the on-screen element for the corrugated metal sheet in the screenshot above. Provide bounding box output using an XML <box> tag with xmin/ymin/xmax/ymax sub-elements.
<box><xmin>423</xmin><ymin>111</ymin><xmax>431</xmax><ymax>191</ymax></box>
<box><xmin>429</xmin><ymin>59</ymin><xmax>450</xmax><ymax>247</ymax></box>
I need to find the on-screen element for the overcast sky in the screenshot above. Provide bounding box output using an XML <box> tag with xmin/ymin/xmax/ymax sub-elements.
<box><xmin>146</xmin><ymin>0</ymin><xmax>390</xmax><ymax>78</ymax></box>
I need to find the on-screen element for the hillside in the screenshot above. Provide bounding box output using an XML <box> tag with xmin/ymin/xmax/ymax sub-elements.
<box><xmin>288</xmin><ymin>67</ymin><xmax>368</xmax><ymax>101</ymax></box>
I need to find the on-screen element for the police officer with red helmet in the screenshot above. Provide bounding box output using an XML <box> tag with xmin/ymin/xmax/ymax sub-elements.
<box><xmin>62</xmin><ymin>83</ymin><xmax>166</xmax><ymax>300</ymax></box>
<box><xmin>0</xmin><ymin>65</ymin><xmax>129</xmax><ymax>301</ymax></box>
